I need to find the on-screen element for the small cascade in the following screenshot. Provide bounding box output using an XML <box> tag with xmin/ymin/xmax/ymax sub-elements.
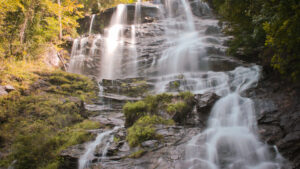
<box><xmin>89</xmin><ymin>14</ymin><xmax>96</xmax><ymax>36</ymax></box>
<box><xmin>68</xmin><ymin>37</ymin><xmax>88</xmax><ymax>74</ymax></box>
<box><xmin>134</xmin><ymin>0</ymin><xmax>142</xmax><ymax>25</ymax></box>
<box><xmin>128</xmin><ymin>25</ymin><xmax>138</xmax><ymax>77</ymax></box>
<box><xmin>101</xmin><ymin>4</ymin><xmax>127</xmax><ymax>79</ymax></box>
<box><xmin>78</xmin><ymin>127</ymin><xmax>120</xmax><ymax>169</ymax></box>
<box><xmin>68</xmin><ymin>35</ymin><xmax>101</xmax><ymax>75</ymax></box>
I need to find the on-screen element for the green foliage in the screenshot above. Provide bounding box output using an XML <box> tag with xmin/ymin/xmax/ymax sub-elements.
<box><xmin>123</xmin><ymin>101</ymin><xmax>147</xmax><ymax>127</ymax></box>
<box><xmin>206</xmin><ymin>0</ymin><xmax>300</xmax><ymax>81</ymax></box>
<box><xmin>126</xmin><ymin>115</ymin><xmax>173</xmax><ymax>147</ymax></box>
<box><xmin>167</xmin><ymin>102</ymin><xmax>188</xmax><ymax>114</ymax></box>
<box><xmin>0</xmin><ymin>0</ymin><xmax>83</xmax><ymax>60</ymax></box>
<box><xmin>123</xmin><ymin>92</ymin><xmax>195</xmax><ymax>127</ymax></box>
<box><xmin>178</xmin><ymin>91</ymin><xmax>194</xmax><ymax>102</ymax></box>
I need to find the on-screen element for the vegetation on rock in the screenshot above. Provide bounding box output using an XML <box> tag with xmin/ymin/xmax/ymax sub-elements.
<box><xmin>123</xmin><ymin>92</ymin><xmax>194</xmax><ymax>147</ymax></box>
<box><xmin>127</xmin><ymin>115</ymin><xmax>174</xmax><ymax>147</ymax></box>
<box><xmin>0</xmin><ymin>62</ymin><xmax>99</xmax><ymax>169</ymax></box>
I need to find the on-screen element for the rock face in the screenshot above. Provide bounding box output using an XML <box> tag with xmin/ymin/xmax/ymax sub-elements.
<box><xmin>60</xmin><ymin>144</ymin><xmax>86</xmax><ymax>169</ymax></box>
<box><xmin>77</xmin><ymin>3</ymin><xmax>161</xmax><ymax>35</ymax></box>
<box><xmin>191</xmin><ymin>93</ymin><xmax>220</xmax><ymax>126</ymax></box>
<box><xmin>248</xmin><ymin>76</ymin><xmax>300</xmax><ymax>169</ymax></box>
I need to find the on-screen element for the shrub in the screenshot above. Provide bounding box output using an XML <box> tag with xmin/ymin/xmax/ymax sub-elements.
<box><xmin>167</xmin><ymin>101</ymin><xmax>192</xmax><ymax>123</ymax></box>
<box><xmin>123</xmin><ymin>101</ymin><xmax>147</xmax><ymax>127</ymax></box>
<box><xmin>126</xmin><ymin>115</ymin><xmax>173</xmax><ymax>147</ymax></box>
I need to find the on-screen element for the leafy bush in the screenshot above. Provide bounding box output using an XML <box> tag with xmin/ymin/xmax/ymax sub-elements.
<box><xmin>127</xmin><ymin>115</ymin><xmax>173</xmax><ymax>147</ymax></box>
<box><xmin>123</xmin><ymin>101</ymin><xmax>147</xmax><ymax>127</ymax></box>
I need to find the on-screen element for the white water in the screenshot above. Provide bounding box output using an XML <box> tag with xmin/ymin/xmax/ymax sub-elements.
<box><xmin>89</xmin><ymin>14</ymin><xmax>96</xmax><ymax>35</ymax></box>
<box><xmin>101</xmin><ymin>4</ymin><xmax>127</xmax><ymax>79</ymax></box>
<box><xmin>71</xmin><ymin>1</ymin><xmax>285</xmax><ymax>168</ymax></box>
<box><xmin>78</xmin><ymin>127</ymin><xmax>120</xmax><ymax>169</ymax></box>
<box><xmin>184</xmin><ymin>66</ymin><xmax>283</xmax><ymax>169</ymax></box>
<box><xmin>68</xmin><ymin>35</ymin><xmax>102</xmax><ymax>75</ymax></box>
<box><xmin>68</xmin><ymin>37</ymin><xmax>88</xmax><ymax>74</ymax></box>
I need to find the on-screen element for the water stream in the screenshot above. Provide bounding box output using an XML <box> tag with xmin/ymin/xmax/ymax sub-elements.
<box><xmin>68</xmin><ymin>0</ymin><xmax>285</xmax><ymax>168</ymax></box>
<box><xmin>78</xmin><ymin>127</ymin><xmax>120</xmax><ymax>169</ymax></box>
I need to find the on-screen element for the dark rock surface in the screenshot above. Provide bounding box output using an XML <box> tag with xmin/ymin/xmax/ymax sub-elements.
<box><xmin>77</xmin><ymin>3</ymin><xmax>161</xmax><ymax>35</ymax></box>
<box><xmin>60</xmin><ymin>144</ymin><xmax>86</xmax><ymax>169</ymax></box>
<box><xmin>247</xmin><ymin>76</ymin><xmax>300</xmax><ymax>169</ymax></box>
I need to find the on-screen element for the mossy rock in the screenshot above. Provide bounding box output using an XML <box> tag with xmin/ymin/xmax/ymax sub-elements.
<box><xmin>0</xmin><ymin>69</ymin><xmax>99</xmax><ymax>169</ymax></box>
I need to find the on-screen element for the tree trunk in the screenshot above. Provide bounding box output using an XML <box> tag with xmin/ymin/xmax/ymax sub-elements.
<box><xmin>58</xmin><ymin>0</ymin><xmax>62</xmax><ymax>40</ymax></box>
<box><xmin>20</xmin><ymin>15</ymin><xmax>28</xmax><ymax>44</ymax></box>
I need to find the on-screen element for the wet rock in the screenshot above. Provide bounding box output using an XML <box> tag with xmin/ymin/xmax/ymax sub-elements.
<box><xmin>78</xmin><ymin>3</ymin><xmax>161</xmax><ymax>35</ymax></box>
<box><xmin>101</xmin><ymin>78</ymin><xmax>154</xmax><ymax>97</ymax></box>
<box><xmin>59</xmin><ymin>144</ymin><xmax>85</xmax><ymax>169</ymax></box>
<box><xmin>92</xmin><ymin>112</ymin><xmax>124</xmax><ymax>127</ymax></box>
<box><xmin>94</xmin><ymin>127</ymin><xmax>201</xmax><ymax>169</ymax></box>
<box><xmin>205</xmin><ymin>26</ymin><xmax>220</xmax><ymax>35</ymax></box>
<box><xmin>141</xmin><ymin>140</ymin><xmax>158</xmax><ymax>148</ymax></box>
<box><xmin>193</xmin><ymin>92</ymin><xmax>220</xmax><ymax>126</ymax></box>
<box><xmin>190</xmin><ymin>0</ymin><xmax>212</xmax><ymax>17</ymax></box>
<box><xmin>249</xmin><ymin>76</ymin><xmax>300</xmax><ymax>169</ymax></box>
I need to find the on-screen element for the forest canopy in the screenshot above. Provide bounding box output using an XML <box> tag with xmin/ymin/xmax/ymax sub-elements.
<box><xmin>0</xmin><ymin>0</ymin><xmax>139</xmax><ymax>61</ymax></box>
<box><xmin>205</xmin><ymin>0</ymin><xmax>300</xmax><ymax>81</ymax></box>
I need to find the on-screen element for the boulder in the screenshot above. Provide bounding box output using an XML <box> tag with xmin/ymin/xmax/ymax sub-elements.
<box><xmin>4</xmin><ymin>85</ymin><xmax>15</xmax><ymax>92</ymax></box>
<box><xmin>0</xmin><ymin>86</ymin><xmax>8</xmax><ymax>96</ymax></box>
<box><xmin>193</xmin><ymin>92</ymin><xmax>220</xmax><ymax>126</ymax></box>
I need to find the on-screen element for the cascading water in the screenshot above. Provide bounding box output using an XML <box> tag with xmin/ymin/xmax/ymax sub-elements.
<box><xmin>78</xmin><ymin>127</ymin><xmax>120</xmax><ymax>169</ymax></box>
<box><xmin>69</xmin><ymin>0</ymin><xmax>288</xmax><ymax>168</ymax></box>
<box><xmin>89</xmin><ymin>14</ymin><xmax>96</xmax><ymax>35</ymax></box>
<box><xmin>101</xmin><ymin>4</ymin><xmax>127</xmax><ymax>79</ymax></box>
<box><xmin>184</xmin><ymin>66</ymin><xmax>284</xmax><ymax>169</ymax></box>
<box><xmin>68</xmin><ymin>37</ymin><xmax>88</xmax><ymax>74</ymax></box>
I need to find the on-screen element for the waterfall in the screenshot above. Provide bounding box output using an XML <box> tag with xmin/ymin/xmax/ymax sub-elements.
<box><xmin>101</xmin><ymin>4</ymin><xmax>127</xmax><ymax>79</ymax></box>
<box><xmin>154</xmin><ymin>0</ymin><xmax>199</xmax><ymax>75</ymax></box>
<box><xmin>70</xmin><ymin>1</ymin><xmax>287</xmax><ymax>168</ymax></box>
<box><xmin>68</xmin><ymin>37</ymin><xmax>88</xmax><ymax>74</ymax></box>
<box><xmin>68</xmin><ymin>35</ymin><xmax>101</xmax><ymax>75</ymax></box>
<box><xmin>89</xmin><ymin>14</ymin><xmax>96</xmax><ymax>36</ymax></box>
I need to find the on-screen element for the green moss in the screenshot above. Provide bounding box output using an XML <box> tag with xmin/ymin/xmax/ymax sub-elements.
<box><xmin>128</xmin><ymin>149</ymin><xmax>146</xmax><ymax>158</ymax></box>
<box><xmin>126</xmin><ymin>115</ymin><xmax>173</xmax><ymax>147</ymax></box>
